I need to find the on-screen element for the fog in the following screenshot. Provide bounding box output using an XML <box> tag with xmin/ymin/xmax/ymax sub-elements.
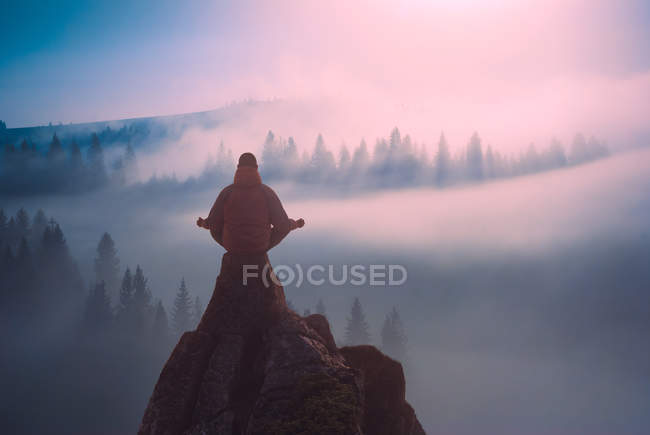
<box><xmin>294</xmin><ymin>149</ymin><xmax>650</xmax><ymax>251</ymax></box>
<box><xmin>2</xmin><ymin>146</ymin><xmax>650</xmax><ymax>433</ymax></box>
<box><xmin>118</xmin><ymin>99</ymin><xmax>628</xmax><ymax>183</ymax></box>
<box><xmin>3</xmin><ymin>0</ymin><xmax>650</xmax><ymax>432</ymax></box>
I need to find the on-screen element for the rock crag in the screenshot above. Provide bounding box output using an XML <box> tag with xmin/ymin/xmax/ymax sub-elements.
<box><xmin>139</xmin><ymin>252</ymin><xmax>425</xmax><ymax>434</ymax></box>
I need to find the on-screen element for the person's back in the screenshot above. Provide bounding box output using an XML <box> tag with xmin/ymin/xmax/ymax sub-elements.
<box><xmin>197</xmin><ymin>152</ymin><xmax>303</xmax><ymax>254</ymax></box>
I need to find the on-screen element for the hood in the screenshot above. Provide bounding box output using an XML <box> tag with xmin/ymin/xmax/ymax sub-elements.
<box><xmin>233</xmin><ymin>166</ymin><xmax>262</xmax><ymax>186</ymax></box>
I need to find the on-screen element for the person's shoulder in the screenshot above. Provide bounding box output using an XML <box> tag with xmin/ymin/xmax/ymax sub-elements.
<box><xmin>218</xmin><ymin>184</ymin><xmax>235</xmax><ymax>196</ymax></box>
<box><xmin>260</xmin><ymin>183</ymin><xmax>276</xmax><ymax>193</ymax></box>
<box><xmin>260</xmin><ymin>184</ymin><xmax>280</xmax><ymax>198</ymax></box>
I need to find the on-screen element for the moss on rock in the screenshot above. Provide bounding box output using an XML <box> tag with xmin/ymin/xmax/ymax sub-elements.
<box><xmin>258</xmin><ymin>372</ymin><xmax>360</xmax><ymax>434</ymax></box>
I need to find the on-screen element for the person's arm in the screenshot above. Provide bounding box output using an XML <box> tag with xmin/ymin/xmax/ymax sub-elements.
<box><xmin>197</xmin><ymin>186</ymin><xmax>230</xmax><ymax>246</ymax></box>
<box><xmin>264</xmin><ymin>186</ymin><xmax>293</xmax><ymax>250</ymax></box>
<box><xmin>289</xmin><ymin>218</ymin><xmax>305</xmax><ymax>230</ymax></box>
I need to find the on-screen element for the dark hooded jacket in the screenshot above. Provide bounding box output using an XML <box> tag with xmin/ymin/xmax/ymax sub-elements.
<box><xmin>204</xmin><ymin>166</ymin><xmax>295</xmax><ymax>254</ymax></box>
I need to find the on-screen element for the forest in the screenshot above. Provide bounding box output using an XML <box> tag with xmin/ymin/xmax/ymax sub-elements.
<box><xmin>0</xmin><ymin>120</ymin><xmax>610</xmax><ymax>196</ymax></box>
<box><xmin>0</xmin><ymin>206</ymin><xmax>407</xmax><ymax>433</ymax></box>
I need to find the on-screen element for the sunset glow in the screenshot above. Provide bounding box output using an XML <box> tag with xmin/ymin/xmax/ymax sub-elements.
<box><xmin>2</xmin><ymin>2</ymin><xmax>650</xmax><ymax>434</ymax></box>
<box><xmin>2</xmin><ymin>0</ymin><xmax>649</xmax><ymax>151</ymax></box>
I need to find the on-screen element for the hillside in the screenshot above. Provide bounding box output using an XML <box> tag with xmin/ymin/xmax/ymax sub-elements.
<box><xmin>0</xmin><ymin>100</ymin><xmax>276</xmax><ymax>150</ymax></box>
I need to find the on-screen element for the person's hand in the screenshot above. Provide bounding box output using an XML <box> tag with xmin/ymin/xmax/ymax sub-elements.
<box><xmin>296</xmin><ymin>218</ymin><xmax>305</xmax><ymax>228</ymax></box>
<box><xmin>196</xmin><ymin>217</ymin><xmax>206</xmax><ymax>228</ymax></box>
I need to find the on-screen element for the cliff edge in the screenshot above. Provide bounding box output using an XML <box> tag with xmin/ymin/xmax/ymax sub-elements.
<box><xmin>139</xmin><ymin>253</ymin><xmax>425</xmax><ymax>435</ymax></box>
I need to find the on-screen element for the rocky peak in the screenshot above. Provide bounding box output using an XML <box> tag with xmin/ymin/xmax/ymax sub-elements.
<box><xmin>139</xmin><ymin>252</ymin><xmax>425</xmax><ymax>434</ymax></box>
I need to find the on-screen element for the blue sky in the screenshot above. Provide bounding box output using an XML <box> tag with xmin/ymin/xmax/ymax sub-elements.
<box><xmin>1</xmin><ymin>0</ymin><xmax>649</xmax><ymax>147</ymax></box>
<box><xmin>0</xmin><ymin>0</ymin><xmax>245</xmax><ymax>126</ymax></box>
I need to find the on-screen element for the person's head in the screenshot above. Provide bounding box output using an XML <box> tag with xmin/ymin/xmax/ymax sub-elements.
<box><xmin>237</xmin><ymin>152</ymin><xmax>258</xmax><ymax>169</ymax></box>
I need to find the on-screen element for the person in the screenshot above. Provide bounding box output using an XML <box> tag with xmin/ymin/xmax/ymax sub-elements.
<box><xmin>196</xmin><ymin>152</ymin><xmax>304</xmax><ymax>253</ymax></box>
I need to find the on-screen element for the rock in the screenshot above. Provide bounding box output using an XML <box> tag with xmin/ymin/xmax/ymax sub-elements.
<box><xmin>139</xmin><ymin>252</ymin><xmax>425</xmax><ymax>434</ymax></box>
<box><xmin>340</xmin><ymin>346</ymin><xmax>425</xmax><ymax>435</ymax></box>
<box><xmin>304</xmin><ymin>314</ymin><xmax>338</xmax><ymax>353</ymax></box>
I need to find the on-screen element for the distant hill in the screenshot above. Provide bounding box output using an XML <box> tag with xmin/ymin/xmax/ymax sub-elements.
<box><xmin>1</xmin><ymin>99</ymin><xmax>613</xmax><ymax>197</ymax></box>
<box><xmin>0</xmin><ymin>100</ymin><xmax>276</xmax><ymax>150</ymax></box>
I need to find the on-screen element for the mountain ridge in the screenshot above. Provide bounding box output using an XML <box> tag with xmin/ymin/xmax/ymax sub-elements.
<box><xmin>139</xmin><ymin>252</ymin><xmax>425</xmax><ymax>434</ymax></box>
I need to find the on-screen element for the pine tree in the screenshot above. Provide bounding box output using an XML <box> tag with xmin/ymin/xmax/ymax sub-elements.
<box><xmin>316</xmin><ymin>298</ymin><xmax>327</xmax><ymax>317</ymax></box>
<box><xmin>117</xmin><ymin>267</ymin><xmax>133</xmax><ymax>318</ymax></box>
<box><xmin>6</xmin><ymin>217</ymin><xmax>17</xmax><ymax>247</ymax></box>
<box><xmin>84</xmin><ymin>281</ymin><xmax>112</xmax><ymax>332</ymax></box>
<box><xmin>402</xmin><ymin>134</ymin><xmax>413</xmax><ymax>154</ymax></box>
<box><xmin>40</xmin><ymin>220</ymin><xmax>70</xmax><ymax>273</ymax></box>
<box><xmin>345</xmin><ymin>297</ymin><xmax>371</xmax><ymax>345</ymax></box>
<box><xmin>152</xmin><ymin>300</ymin><xmax>169</xmax><ymax>342</ymax></box>
<box><xmin>15</xmin><ymin>208</ymin><xmax>30</xmax><ymax>241</ymax></box>
<box><xmin>132</xmin><ymin>265</ymin><xmax>152</xmax><ymax>331</ymax></box>
<box><xmin>389</xmin><ymin>307</ymin><xmax>406</xmax><ymax>359</ymax></box>
<box><xmin>87</xmin><ymin>133</ymin><xmax>107</xmax><ymax>187</ymax></box>
<box><xmin>389</xmin><ymin>127</ymin><xmax>402</xmax><ymax>151</ymax></box>
<box><xmin>123</xmin><ymin>142</ymin><xmax>138</xmax><ymax>182</ymax></box>
<box><xmin>30</xmin><ymin>209</ymin><xmax>47</xmax><ymax>246</ymax></box>
<box><xmin>381</xmin><ymin>307</ymin><xmax>407</xmax><ymax>362</ymax></box>
<box><xmin>15</xmin><ymin>237</ymin><xmax>34</xmax><ymax>305</ymax></box>
<box><xmin>42</xmin><ymin>220</ymin><xmax>68</xmax><ymax>255</ymax></box>
<box><xmin>15</xmin><ymin>237</ymin><xmax>32</xmax><ymax>269</ymax></box>
<box><xmin>381</xmin><ymin>315</ymin><xmax>394</xmax><ymax>353</ymax></box>
<box><xmin>351</xmin><ymin>139</ymin><xmax>370</xmax><ymax>169</ymax></box>
<box><xmin>20</xmin><ymin>139</ymin><xmax>31</xmax><ymax>154</ymax></box>
<box><xmin>172</xmin><ymin>278</ymin><xmax>192</xmax><ymax>335</ymax></box>
<box><xmin>94</xmin><ymin>233</ymin><xmax>119</xmax><ymax>299</ymax></box>
<box><xmin>569</xmin><ymin>132</ymin><xmax>588</xmax><ymax>164</ymax></box>
<box><xmin>261</xmin><ymin>130</ymin><xmax>279</xmax><ymax>177</ymax></box>
<box><xmin>309</xmin><ymin>134</ymin><xmax>336</xmax><ymax>181</ymax></box>
<box><xmin>47</xmin><ymin>133</ymin><xmax>65</xmax><ymax>161</ymax></box>
<box><xmin>435</xmin><ymin>132</ymin><xmax>451</xmax><ymax>186</ymax></box>
<box><xmin>17</xmin><ymin>140</ymin><xmax>32</xmax><ymax>172</ymax></box>
<box><xmin>466</xmin><ymin>132</ymin><xmax>483</xmax><ymax>180</ymax></box>
<box><xmin>112</xmin><ymin>156</ymin><xmax>126</xmax><ymax>185</ymax></box>
<box><xmin>548</xmin><ymin>138</ymin><xmax>567</xmax><ymax>168</ymax></box>
<box><xmin>69</xmin><ymin>141</ymin><xmax>84</xmax><ymax>187</ymax></box>
<box><xmin>38</xmin><ymin>220</ymin><xmax>83</xmax><ymax>303</ymax></box>
<box><xmin>70</xmin><ymin>141</ymin><xmax>83</xmax><ymax>168</ymax></box>
<box><xmin>373</xmin><ymin>138</ymin><xmax>389</xmax><ymax>166</ymax></box>
<box><xmin>192</xmin><ymin>296</ymin><xmax>204</xmax><ymax>327</ymax></box>
<box><xmin>339</xmin><ymin>145</ymin><xmax>351</xmax><ymax>171</ymax></box>
<box><xmin>283</xmin><ymin>137</ymin><xmax>299</xmax><ymax>170</ymax></box>
<box><xmin>485</xmin><ymin>145</ymin><xmax>495</xmax><ymax>178</ymax></box>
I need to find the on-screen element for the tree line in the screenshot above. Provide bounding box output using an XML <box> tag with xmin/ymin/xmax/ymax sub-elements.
<box><xmin>0</xmin><ymin>132</ymin><xmax>137</xmax><ymax>195</ymax></box>
<box><xmin>2</xmin><ymin>127</ymin><xmax>609</xmax><ymax>196</ymax></box>
<box><xmin>1</xmin><ymin>207</ymin><xmax>405</xmax><ymax>355</ymax></box>
<box><xmin>1</xmin><ymin>205</ymin><xmax>409</xmax><ymax>366</ymax></box>
<box><xmin>150</xmin><ymin>127</ymin><xmax>610</xmax><ymax>191</ymax></box>
<box><xmin>1</xmin><ymin>207</ymin><xmax>409</xmax><ymax>432</ymax></box>
<box><xmin>256</xmin><ymin>128</ymin><xmax>609</xmax><ymax>188</ymax></box>
<box><xmin>1</xmin><ymin>208</ymin><xmax>84</xmax><ymax>330</ymax></box>
<box><xmin>79</xmin><ymin>231</ymin><xmax>205</xmax><ymax>340</ymax></box>
<box><xmin>0</xmin><ymin>207</ymin><xmax>206</xmax><ymax>433</ymax></box>
<box><xmin>0</xmin><ymin>208</ymin><xmax>194</xmax><ymax>339</ymax></box>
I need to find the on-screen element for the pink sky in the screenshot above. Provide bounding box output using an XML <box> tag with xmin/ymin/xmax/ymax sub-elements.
<box><xmin>3</xmin><ymin>0</ymin><xmax>649</xmax><ymax>151</ymax></box>
<box><xmin>217</xmin><ymin>0</ymin><xmax>650</xmax><ymax>150</ymax></box>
